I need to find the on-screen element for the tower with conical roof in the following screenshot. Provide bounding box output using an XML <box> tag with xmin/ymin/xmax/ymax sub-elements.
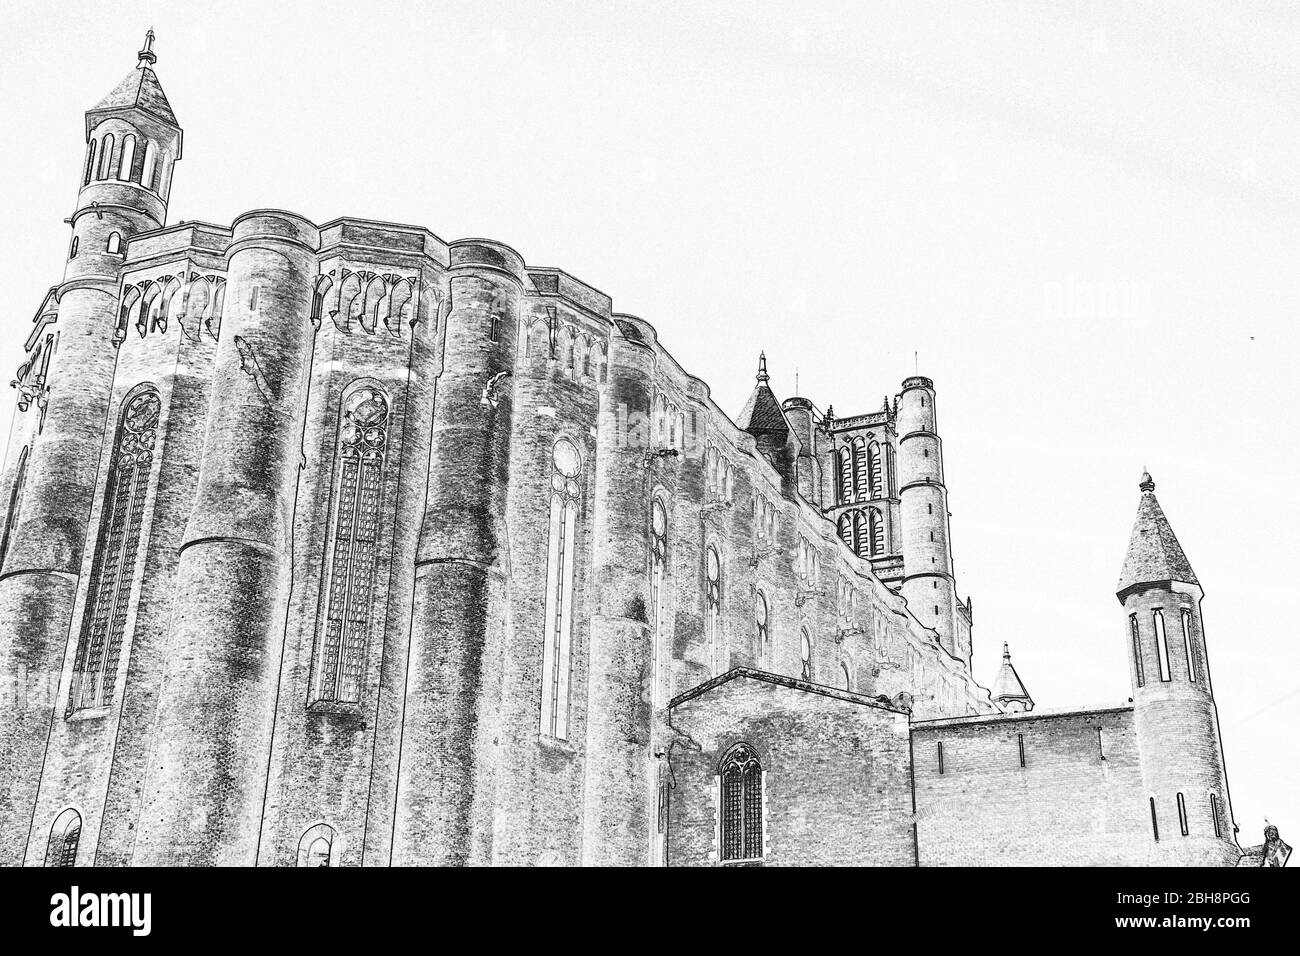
<box><xmin>1118</xmin><ymin>471</ymin><xmax>1239</xmax><ymax>864</ymax></box>
<box><xmin>0</xmin><ymin>32</ymin><xmax>182</xmax><ymax>864</ymax></box>
<box><xmin>991</xmin><ymin>643</ymin><xmax>1033</xmax><ymax>712</ymax></box>
<box><xmin>737</xmin><ymin>352</ymin><xmax>799</xmax><ymax>492</ymax></box>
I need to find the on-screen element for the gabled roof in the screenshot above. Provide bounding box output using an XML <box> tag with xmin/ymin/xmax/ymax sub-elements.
<box><xmin>1117</xmin><ymin>471</ymin><xmax>1198</xmax><ymax>598</ymax></box>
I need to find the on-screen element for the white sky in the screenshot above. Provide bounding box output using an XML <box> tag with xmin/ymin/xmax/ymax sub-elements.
<box><xmin>1</xmin><ymin>0</ymin><xmax>1296</xmax><ymax>849</ymax></box>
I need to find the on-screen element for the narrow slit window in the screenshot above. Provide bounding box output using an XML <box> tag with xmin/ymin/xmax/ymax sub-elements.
<box><xmin>1097</xmin><ymin>727</ymin><xmax>1105</xmax><ymax>760</ymax></box>
<box><xmin>1149</xmin><ymin>797</ymin><xmax>1160</xmax><ymax>842</ymax></box>
<box><xmin>1153</xmin><ymin>610</ymin><xmax>1171</xmax><ymax>682</ymax></box>
<box><xmin>1130</xmin><ymin>614</ymin><xmax>1144</xmax><ymax>688</ymax></box>
<box><xmin>1210</xmin><ymin>793</ymin><xmax>1222</xmax><ymax>839</ymax></box>
<box><xmin>1017</xmin><ymin>733</ymin><xmax>1025</xmax><ymax>768</ymax></box>
<box><xmin>1177</xmin><ymin>792</ymin><xmax>1188</xmax><ymax>836</ymax></box>
<box><xmin>540</xmin><ymin>438</ymin><xmax>583</xmax><ymax>738</ymax></box>
<box><xmin>937</xmin><ymin>741</ymin><xmax>945</xmax><ymax>774</ymax></box>
<box><xmin>1181</xmin><ymin>609</ymin><xmax>1197</xmax><ymax>682</ymax></box>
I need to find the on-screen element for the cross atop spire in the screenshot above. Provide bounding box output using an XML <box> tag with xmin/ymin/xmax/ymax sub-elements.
<box><xmin>138</xmin><ymin>28</ymin><xmax>157</xmax><ymax>67</ymax></box>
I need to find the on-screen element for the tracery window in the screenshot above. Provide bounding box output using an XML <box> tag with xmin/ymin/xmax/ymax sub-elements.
<box><xmin>650</xmin><ymin>498</ymin><xmax>668</xmax><ymax>708</ymax></box>
<box><xmin>836</xmin><ymin>447</ymin><xmax>852</xmax><ymax>504</ymax></box>
<box><xmin>868</xmin><ymin>507</ymin><xmax>884</xmax><ymax>556</ymax></box>
<box><xmin>705</xmin><ymin>545</ymin><xmax>722</xmax><ymax>675</ymax></box>
<box><xmin>867</xmin><ymin>441</ymin><xmax>883</xmax><ymax>497</ymax></box>
<box><xmin>852</xmin><ymin>438</ymin><xmax>868</xmax><ymax>501</ymax></box>
<box><xmin>540</xmin><ymin>438</ymin><xmax>582</xmax><ymax>738</ymax></box>
<box><xmin>719</xmin><ymin>744</ymin><xmax>763</xmax><ymax>862</ymax></box>
<box><xmin>68</xmin><ymin>387</ymin><xmax>160</xmax><ymax>715</ymax></box>
<box><xmin>46</xmin><ymin>809</ymin><xmax>81</xmax><ymax>867</ymax></box>
<box><xmin>313</xmin><ymin>385</ymin><xmax>390</xmax><ymax>707</ymax></box>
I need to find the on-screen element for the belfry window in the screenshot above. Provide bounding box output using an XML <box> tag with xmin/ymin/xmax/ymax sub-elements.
<box><xmin>1152</xmin><ymin>610</ymin><xmax>1171</xmax><ymax>682</ymax></box>
<box><xmin>1181</xmin><ymin>609</ymin><xmax>1197</xmax><ymax>682</ymax></box>
<box><xmin>650</xmin><ymin>499</ymin><xmax>668</xmax><ymax>708</ymax></box>
<box><xmin>46</xmin><ymin>809</ymin><xmax>81</xmax><ymax>867</ymax></box>
<box><xmin>98</xmin><ymin>133</ymin><xmax>114</xmax><ymax>179</ymax></box>
<box><xmin>117</xmin><ymin>135</ymin><xmax>136</xmax><ymax>182</ymax></box>
<box><xmin>852</xmin><ymin>438</ymin><xmax>868</xmax><ymax>501</ymax></box>
<box><xmin>1130</xmin><ymin>614</ymin><xmax>1144</xmax><ymax>688</ymax></box>
<box><xmin>312</xmin><ymin>385</ymin><xmax>390</xmax><ymax>707</ymax></box>
<box><xmin>84</xmin><ymin>139</ymin><xmax>97</xmax><ymax>186</ymax></box>
<box><xmin>68</xmin><ymin>387</ymin><xmax>160</xmax><ymax>715</ymax></box>
<box><xmin>867</xmin><ymin>441</ymin><xmax>883</xmax><ymax>497</ymax></box>
<box><xmin>541</xmin><ymin>438</ymin><xmax>583</xmax><ymax>739</ymax></box>
<box><xmin>719</xmin><ymin>744</ymin><xmax>763</xmax><ymax>862</ymax></box>
<box><xmin>705</xmin><ymin>545</ymin><xmax>722</xmax><ymax>676</ymax></box>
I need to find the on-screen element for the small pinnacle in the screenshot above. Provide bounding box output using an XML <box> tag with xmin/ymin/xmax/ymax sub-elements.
<box><xmin>756</xmin><ymin>351</ymin><xmax>769</xmax><ymax>384</ymax></box>
<box><xmin>1002</xmin><ymin>642</ymin><xmax>1011</xmax><ymax>660</ymax></box>
<box><xmin>1139</xmin><ymin>470</ymin><xmax>1155</xmax><ymax>493</ymax></box>
<box><xmin>138</xmin><ymin>28</ymin><xmax>157</xmax><ymax>67</ymax></box>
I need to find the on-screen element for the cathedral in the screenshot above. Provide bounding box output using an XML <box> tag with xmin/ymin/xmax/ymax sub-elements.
<box><xmin>0</xmin><ymin>36</ymin><xmax>1249</xmax><ymax>866</ymax></box>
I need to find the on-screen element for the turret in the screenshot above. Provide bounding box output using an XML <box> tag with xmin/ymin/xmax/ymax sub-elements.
<box><xmin>0</xmin><ymin>33</ymin><xmax>181</xmax><ymax>863</ymax></box>
<box><xmin>895</xmin><ymin>375</ymin><xmax>965</xmax><ymax>663</ymax></box>
<box><xmin>736</xmin><ymin>353</ymin><xmax>798</xmax><ymax>493</ymax></box>
<box><xmin>991</xmin><ymin>643</ymin><xmax>1033</xmax><ymax>712</ymax></box>
<box><xmin>1118</xmin><ymin>471</ymin><xmax>1238</xmax><ymax>865</ymax></box>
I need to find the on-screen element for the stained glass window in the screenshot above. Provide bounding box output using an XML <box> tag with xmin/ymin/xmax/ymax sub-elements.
<box><xmin>720</xmin><ymin>744</ymin><xmax>763</xmax><ymax>861</ymax></box>
<box><xmin>315</xmin><ymin>385</ymin><xmax>390</xmax><ymax>706</ymax></box>
<box><xmin>68</xmin><ymin>388</ymin><xmax>160</xmax><ymax>715</ymax></box>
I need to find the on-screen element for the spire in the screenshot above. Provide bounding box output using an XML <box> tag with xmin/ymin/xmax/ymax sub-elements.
<box><xmin>736</xmin><ymin>351</ymin><xmax>789</xmax><ymax>440</ymax></box>
<box><xmin>1117</xmin><ymin>471</ymin><xmax>1199</xmax><ymax>601</ymax></box>
<box><xmin>991</xmin><ymin>642</ymin><xmax>1034</xmax><ymax>712</ymax></box>
<box><xmin>138</xmin><ymin>28</ymin><xmax>157</xmax><ymax>67</ymax></box>
<box><xmin>87</xmin><ymin>32</ymin><xmax>179</xmax><ymax>134</ymax></box>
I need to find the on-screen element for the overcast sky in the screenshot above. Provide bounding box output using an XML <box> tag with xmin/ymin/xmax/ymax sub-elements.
<box><xmin>1</xmin><ymin>0</ymin><xmax>1296</xmax><ymax>847</ymax></box>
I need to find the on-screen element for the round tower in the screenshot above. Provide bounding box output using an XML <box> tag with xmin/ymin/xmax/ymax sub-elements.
<box><xmin>392</xmin><ymin>239</ymin><xmax>523</xmax><ymax>866</ymax></box>
<box><xmin>0</xmin><ymin>33</ymin><xmax>181</xmax><ymax>863</ymax></box>
<box><xmin>135</xmin><ymin>209</ymin><xmax>320</xmax><ymax>865</ymax></box>
<box><xmin>1118</xmin><ymin>472</ymin><xmax>1239</xmax><ymax>865</ymax></box>
<box><xmin>895</xmin><ymin>375</ymin><xmax>962</xmax><ymax>662</ymax></box>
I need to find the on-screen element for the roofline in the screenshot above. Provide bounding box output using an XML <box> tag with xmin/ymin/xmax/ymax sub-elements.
<box><xmin>912</xmin><ymin>703</ymin><xmax>1134</xmax><ymax>729</ymax></box>
<box><xmin>669</xmin><ymin>666</ymin><xmax>908</xmax><ymax>714</ymax></box>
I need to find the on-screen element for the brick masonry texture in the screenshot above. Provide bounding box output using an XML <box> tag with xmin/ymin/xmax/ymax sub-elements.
<box><xmin>0</xmin><ymin>49</ymin><xmax>1248</xmax><ymax>867</ymax></box>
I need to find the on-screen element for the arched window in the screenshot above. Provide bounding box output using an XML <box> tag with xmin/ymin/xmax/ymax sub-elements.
<box><xmin>1152</xmin><ymin>610</ymin><xmax>1171</xmax><ymax>682</ymax></box>
<box><xmin>117</xmin><ymin>135</ymin><xmax>136</xmax><ymax>181</ymax></box>
<box><xmin>46</xmin><ymin>809</ymin><xmax>81</xmax><ymax>867</ymax></box>
<box><xmin>705</xmin><ymin>545</ymin><xmax>722</xmax><ymax>675</ymax></box>
<box><xmin>754</xmin><ymin>590</ymin><xmax>768</xmax><ymax>663</ymax></box>
<box><xmin>141</xmin><ymin>140</ymin><xmax>158</xmax><ymax>191</ymax></box>
<box><xmin>297</xmin><ymin>823</ymin><xmax>337</xmax><ymax>867</ymax></box>
<box><xmin>98</xmin><ymin>133</ymin><xmax>114</xmax><ymax>179</ymax></box>
<box><xmin>867</xmin><ymin>441</ymin><xmax>882</xmax><ymax>497</ymax></box>
<box><xmin>1130</xmin><ymin>613</ymin><xmax>1144</xmax><ymax>688</ymax></box>
<box><xmin>836</xmin><ymin>447</ymin><xmax>852</xmax><ymax>504</ymax></box>
<box><xmin>1180</xmin><ymin>609</ymin><xmax>1197</xmax><ymax>682</ymax></box>
<box><xmin>836</xmin><ymin>512</ymin><xmax>852</xmax><ymax>551</ymax></box>
<box><xmin>68</xmin><ymin>387</ymin><xmax>160</xmax><ymax>714</ymax></box>
<box><xmin>84</xmin><ymin>139</ymin><xmax>97</xmax><ymax>186</ymax></box>
<box><xmin>69</xmin><ymin>236</ymin><xmax>78</xmax><ymax>259</ymax></box>
<box><xmin>106</xmin><ymin>232</ymin><xmax>122</xmax><ymax>255</ymax></box>
<box><xmin>852</xmin><ymin>510</ymin><xmax>868</xmax><ymax>558</ymax></box>
<box><xmin>313</xmin><ymin>385</ymin><xmax>390</xmax><ymax>707</ymax></box>
<box><xmin>852</xmin><ymin>438</ymin><xmax>868</xmax><ymax>501</ymax></box>
<box><xmin>541</xmin><ymin>438</ymin><xmax>582</xmax><ymax>738</ymax></box>
<box><xmin>0</xmin><ymin>446</ymin><xmax>30</xmax><ymax>570</ymax></box>
<box><xmin>650</xmin><ymin>498</ymin><xmax>668</xmax><ymax>708</ymax></box>
<box><xmin>868</xmin><ymin>507</ymin><xmax>884</xmax><ymax>556</ymax></box>
<box><xmin>800</xmin><ymin>628</ymin><xmax>812</xmax><ymax>681</ymax></box>
<box><xmin>719</xmin><ymin>744</ymin><xmax>763</xmax><ymax>862</ymax></box>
